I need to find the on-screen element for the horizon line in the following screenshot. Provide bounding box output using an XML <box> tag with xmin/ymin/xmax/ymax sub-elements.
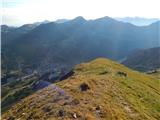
<box><xmin>2</xmin><ymin>16</ymin><xmax>160</xmax><ymax>27</ymax></box>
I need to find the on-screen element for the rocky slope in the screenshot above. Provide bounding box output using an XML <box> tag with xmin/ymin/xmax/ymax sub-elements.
<box><xmin>2</xmin><ymin>58</ymin><xmax>160</xmax><ymax>120</ymax></box>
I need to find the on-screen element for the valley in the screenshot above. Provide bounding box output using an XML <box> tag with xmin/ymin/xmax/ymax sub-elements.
<box><xmin>1</xmin><ymin>16</ymin><xmax>160</xmax><ymax>119</ymax></box>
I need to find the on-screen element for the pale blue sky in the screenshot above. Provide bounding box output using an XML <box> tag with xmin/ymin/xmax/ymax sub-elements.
<box><xmin>1</xmin><ymin>0</ymin><xmax>160</xmax><ymax>26</ymax></box>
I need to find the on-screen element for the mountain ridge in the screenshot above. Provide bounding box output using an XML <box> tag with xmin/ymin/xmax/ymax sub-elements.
<box><xmin>2</xmin><ymin>58</ymin><xmax>160</xmax><ymax>120</ymax></box>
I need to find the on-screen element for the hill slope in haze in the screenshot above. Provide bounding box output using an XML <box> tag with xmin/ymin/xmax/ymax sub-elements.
<box><xmin>2</xmin><ymin>58</ymin><xmax>160</xmax><ymax>120</ymax></box>
<box><xmin>115</xmin><ymin>17</ymin><xmax>160</xmax><ymax>26</ymax></box>
<box><xmin>122</xmin><ymin>47</ymin><xmax>160</xmax><ymax>71</ymax></box>
<box><xmin>1</xmin><ymin>67</ymin><xmax>73</xmax><ymax>113</ymax></box>
<box><xmin>2</xmin><ymin>17</ymin><xmax>160</xmax><ymax>74</ymax></box>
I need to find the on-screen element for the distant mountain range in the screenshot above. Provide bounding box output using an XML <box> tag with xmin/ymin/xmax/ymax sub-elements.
<box><xmin>2</xmin><ymin>16</ymin><xmax>160</xmax><ymax>74</ymax></box>
<box><xmin>122</xmin><ymin>47</ymin><xmax>160</xmax><ymax>71</ymax></box>
<box><xmin>115</xmin><ymin>17</ymin><xmax>160</xmax><ymax>26</ymax></box>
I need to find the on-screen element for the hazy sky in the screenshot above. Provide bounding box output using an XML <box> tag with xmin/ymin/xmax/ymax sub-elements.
<box><xmin>1</xmin><ymin>0</ymin><xmax>160</xmax><ymax>26</ymax></box>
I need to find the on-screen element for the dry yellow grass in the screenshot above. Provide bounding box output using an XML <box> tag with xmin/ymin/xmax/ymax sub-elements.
<box><xmin>2</xmin><ymin>58</ymin><xmax>160</xmax><ymax>120</ymax></box>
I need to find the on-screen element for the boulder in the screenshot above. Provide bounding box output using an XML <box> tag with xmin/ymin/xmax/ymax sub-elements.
<box><xmin>80</xmin><ymin>83</ymin><xmax>90</xmax><ymax>91</ymax></box>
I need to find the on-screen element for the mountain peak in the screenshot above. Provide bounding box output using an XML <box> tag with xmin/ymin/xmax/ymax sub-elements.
<box><xmin>74</xmin><ymin>16</ymin><xmax>86</xmax><ymax>20</ymax></box>
<box><xmin>72</xmin><ymin>16</ymin><xmax>86</xmax><ymax>22</ymax></box>
<box><xmin>95</xmin><ymin>16</ymin><xmax>116</xmax><ymax>22</ymax></box>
